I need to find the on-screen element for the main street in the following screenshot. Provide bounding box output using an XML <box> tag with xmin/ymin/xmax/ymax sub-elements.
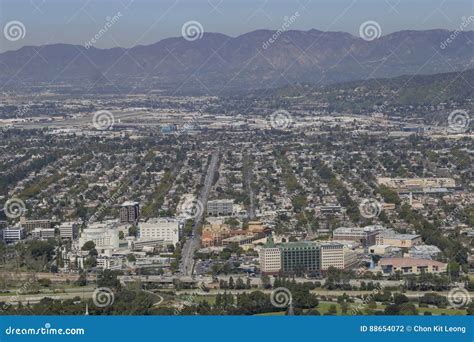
<box><xmin>179</xmin><ymin>151</ymin><xmax>220</xmax><ymax>276</ymax></box>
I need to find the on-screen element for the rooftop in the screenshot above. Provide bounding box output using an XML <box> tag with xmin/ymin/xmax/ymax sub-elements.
<box><xmin>379</xmin><ymin>257</ymin><xmax>445</xmax><ymax>267</ymax></box>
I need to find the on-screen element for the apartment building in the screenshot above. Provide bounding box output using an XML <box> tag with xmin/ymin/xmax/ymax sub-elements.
<box><xmin>120</xmin><ymin>201</ymin><xmax>140</xmax><ymax>224</ymax></box>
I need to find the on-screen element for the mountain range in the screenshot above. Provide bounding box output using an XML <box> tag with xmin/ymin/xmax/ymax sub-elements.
<box><xmin>0</xmin><ymin>28</ymin><xmax>473</xmax><ymax>93</ymax></box>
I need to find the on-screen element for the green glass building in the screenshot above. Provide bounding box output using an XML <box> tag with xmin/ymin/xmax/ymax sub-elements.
<box><xmin>279</xmin><ymin>241</ymin><xmax>321</xmax><ymax>276</ymax></box>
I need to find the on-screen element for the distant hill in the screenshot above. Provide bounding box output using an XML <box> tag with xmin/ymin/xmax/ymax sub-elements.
<box><xmin>267</xmin><ymin>68</ymin><xmax>474</xmax><ymax>107</ymax></box>
<box><xmin>0</xmin><ymin>29</ymin><xmax>473</xmax><ymax>93</ymax></box>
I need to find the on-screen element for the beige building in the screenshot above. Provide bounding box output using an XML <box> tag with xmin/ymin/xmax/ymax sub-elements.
<box><xmin>377</xmin><ymin>177</ymin><xmax>456</xmax><ymax>192</ymax></box>
<box><xmin>201</xmin><ymin>223</ymin><xmax>231</xmax><ymax>247</ymax></box>
<box><xmin>259</xmin><ymin>246</ymin><xmax>282</xmax><ymax>275</ymax></box>
<box><xmin>376</xmin><ymin>231</ymin><xmax>422</xmax><ymax>248</ymax></box>
<box><xmin>139</xmin><ymin>218</ymin><xmax>180</xmax><ymax>245</ymax></box>
<box><xmin>379</xmin><ymin>257</ymin><xmax>447</xmax><ymax>275</ymax></box>
<box><xmin>320</xmin><ymin>242</ymin><xmax>345</xmax><ymax>270</ymax></box>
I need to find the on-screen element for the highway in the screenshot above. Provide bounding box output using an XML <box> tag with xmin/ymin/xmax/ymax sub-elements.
<box><xmin>179</xmin><ymin>151</ymin><xmax>220</xmax><ymax>276</ymax></box>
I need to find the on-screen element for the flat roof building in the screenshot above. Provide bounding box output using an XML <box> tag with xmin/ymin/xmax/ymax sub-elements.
<box><xmin>139</xmin><ymin>218</ymin><xmax>180</xmax><ymax>245</ymax></box>
<box><xmin>379</xmin><ymin>257</ymin><xmax>446</xmax><ymax>275</ymax></box>
<box><xmin>333</xmin><ymin>226</ymin><xmax>381</xmax><ymax>246</ymax></box>
<box><xmin>320</xmin><ymin>242</ymin><xmax>344</xmax><ymax>271</ymax></box>
<box><xmin>376</xmin><ymin>230</ymin><xmax>422</xmax><ymax>248</ymax></box>
<box><xmin>120</xmin><ymin>201</ymin><xmax>140</xmax><ymax>224</ymax></box>
<box><xmin>79</xmin><ymin>223</ymin><xmax>119</xmax><ymax>250</ymax></box>
<box><xmin>2</xmin><ymin>227</ymin><xmax>26</xmax><ymax>243</ymax></box>
<box><xmin>59</xmin><ymin>222</ymin><xmax>79</xmax><ymax>239</ymax></box>
<box><xmin>280</xmin><ymin>241</ymin><xmax>320</xmax><ymax>276</ymax></box>
<box><xmin>32</xmin><ymin>228</ymin><xmax>55</xmax><ymax>240</ymax></box>
<box><xmin>207</xmin><ymin>199</ymin><xmax>234</xmax><ymax>217</ymax></box>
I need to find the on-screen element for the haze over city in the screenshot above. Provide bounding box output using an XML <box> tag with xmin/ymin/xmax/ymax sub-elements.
<box><xmin>0</xmin><ymin>1</ymin><xmax>473</xmax><ymax>340</ymax></box>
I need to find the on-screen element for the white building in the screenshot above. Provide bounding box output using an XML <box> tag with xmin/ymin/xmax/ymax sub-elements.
<box><xmin>2</xmin><ymin>227</ymin><xmax>26</xmax><ymax>243</ymax></box>
<box><xmin>96</xmin><ymin>256</ymin><xmax>122</xmax><ymax>270</ymax></box>
<box><xmin>408</xmin><ymin>245</ymin><xmax>441</xmax><ymax>259</ymax></box>
<box><xmin>32</xmin><ymin>228</ymin><xmax>55</xmax><ymax>240</ymax></box>
<box><xmin>139</xmin><ymin>218</ymin><xmax>180</xmax><ymax>245</ymax></box>
<box><xmin>259</xmin><ymin>246</ymin><xmax>282</xmax><ymax>274</ymax></box>
<box><xmin>59</xmin><ymin>222</ymin><xmax>79</xmax><ymax>239</ymax></box>
<box><xmin>207</xmin><ymin>199</ymin><xmax>234</xmax><ymax>216</ymax></box>
<box><xmin>79</xmin><ymin>223</ymin><xmax>119</xmax><ymax>250</ymax></box>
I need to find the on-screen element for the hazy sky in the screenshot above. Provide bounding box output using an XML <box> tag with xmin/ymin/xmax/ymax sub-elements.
<box><xmin>0</xmin><ymin>0</ymin><xmax>473</xmax><ymax>52</ymax></box>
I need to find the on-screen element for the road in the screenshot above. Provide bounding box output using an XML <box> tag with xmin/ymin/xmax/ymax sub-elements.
<box><xmin>243</xmin><ymin>153</ymin><xmax>256</xmax><ymax>219</ymax></box>
<box><xmin>179</xmin><ymin>151</ymin><xmax>220</xmax><ymax>276</ymax></box>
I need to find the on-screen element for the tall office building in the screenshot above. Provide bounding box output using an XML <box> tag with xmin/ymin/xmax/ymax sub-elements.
<box><xmin>120</xmin><ymin>201</ymin><xmax>140</xmax><ymax>224</ymax></box>
<box><xmin>259</xmin><ymin>236</ymin><xmax>282</xmax><ymax>275</ymax></box>
<box><xmin>280</xmin><ymin>241</ymin><xmax>321</xmax><ymax>276</ymax></box>
<box><xmin>59</xmin><ymin>222</ymin><xmax>79</xmax><ymax>239</ymax></box>
<box><xmin>320</xmin><ymin>242</ymin><xmax>345</xmax><ymax>270</ymax></box>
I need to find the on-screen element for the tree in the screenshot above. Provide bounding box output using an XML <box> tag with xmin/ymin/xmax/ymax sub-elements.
<box><xmin>128</xmin><ymin>226</ymin><xmax>138</xmax><ymax>237</ymax></box>
<box><xmin>261</xmin><ymin>274</ymin><xmax>271</xmax><ymax>289</ymax></box>
<box><xmin>326</xmin><ymin>304</ymin><xmax>337</xmax><ymax>315</ymax></box>
<box><xmin>229</xmin><ymin>276</ymin><xmax>235</xmax><ymax>289</ymax></box>
<box><xmin>97</xmin><ymin>270</ymin><xmax>121</xmax><ymax>289</ymax></box>
<box><xmin>399</xmin><ymin>303</ymin><xmax>418</xmax><ymax>315</ymax></box>
<box><xmin>81</xmin><ymin>241</ymin><xmax>95</xmax><ymax>251</ymax></box>
<box><xmin>340</xmin><ymin>302</ymin><xmax>349</xmax><ymax>315</ymax></box>
<box><xmin>84</xmin><ymin>256</ymin><xmax>96</xmax><ymax>269</ymax></box>
<box><xmin>466</xmin><ymin>302</ymin><xmax>474</xmax><ymax>315</ymax></box>
<box><xmin>38</xmin><ymin>278</ymin><xmax>51</xmax><ymax>287</ymax></box>
<box><xmin>75</xmin><ymin>272</ymin><xmax>87</xmax><ymax>286</ymax></box>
